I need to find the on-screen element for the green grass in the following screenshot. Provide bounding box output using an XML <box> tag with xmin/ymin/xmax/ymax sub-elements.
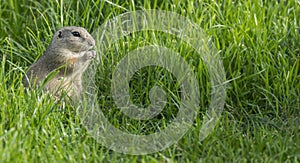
<box><xmin>1</xmin><ymin>0</ymin><xmax>300</xmax><ymax>162</ymax></box>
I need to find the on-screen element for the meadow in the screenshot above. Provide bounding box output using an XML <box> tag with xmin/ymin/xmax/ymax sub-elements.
<box><xmin>0</xmin><ymin>0</ymin><xmax>299</xmax><ymax>162</ymax></box>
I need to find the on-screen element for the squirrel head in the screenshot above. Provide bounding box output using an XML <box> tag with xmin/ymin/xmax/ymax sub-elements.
<box><xmin>51</xmin><ymin>26</ymin><xmax>95</xmax><ymax>53</ymax></box>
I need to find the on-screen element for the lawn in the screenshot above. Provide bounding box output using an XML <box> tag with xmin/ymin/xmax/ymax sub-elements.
<box><xmin>0</xmin><ymin>0</ymin><xmax>300</xmax><ymax>162</ymax></box>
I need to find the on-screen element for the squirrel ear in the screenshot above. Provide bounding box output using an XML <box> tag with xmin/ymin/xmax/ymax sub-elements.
<box><xmin>58</xmin><ymin>31</ymin><xmax>62</xmax><ymax>38</ymax></box>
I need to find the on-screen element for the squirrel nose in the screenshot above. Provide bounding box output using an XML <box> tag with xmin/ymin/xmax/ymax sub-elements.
<box><xmin>91</xmin><ymin>39</ymin><xmax>96</xmax><ymax>47</ymax></box>
<box><xmin>88</xmin><ymin>37</ymin><xmax>96</xmax><ymax>47</ymax></box>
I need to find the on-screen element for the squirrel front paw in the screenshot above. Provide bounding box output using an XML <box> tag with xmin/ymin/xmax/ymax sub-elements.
<box><xmin>85</xmin><ymin>50</ymin><xmax>96</xmax><ymax>60</ymax></box>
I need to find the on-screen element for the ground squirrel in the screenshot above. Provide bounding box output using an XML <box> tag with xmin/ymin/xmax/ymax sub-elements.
<box><xmin>23</xmin><ymin>26</ymin><xmax>96</xmax><ymax>98</ymax></box>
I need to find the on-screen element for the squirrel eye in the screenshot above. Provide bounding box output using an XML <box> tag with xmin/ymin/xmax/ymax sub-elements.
<box><xmin>58</xmin><ymin>31</ymin><xmax>62</xmax><ymax>38</ymax></box>
<box><xmin>72</xmin><ymin>31</ymin><xmax>81</xmax><ymax>37</ymax></box>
